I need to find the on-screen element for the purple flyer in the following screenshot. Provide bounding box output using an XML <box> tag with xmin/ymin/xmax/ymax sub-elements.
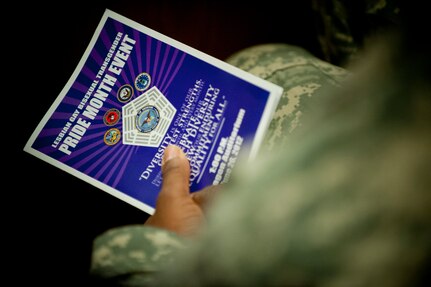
<box><xmin>24</xmin><ymin>9</ymin><xmax>282</xmax><ymax>214</ymax></box>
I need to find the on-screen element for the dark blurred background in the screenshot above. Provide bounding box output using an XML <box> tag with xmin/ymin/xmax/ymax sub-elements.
<box><xmin>11</xmin><ymin>1</ymin><xmax>320</xmax><ymax>285</ymax></box>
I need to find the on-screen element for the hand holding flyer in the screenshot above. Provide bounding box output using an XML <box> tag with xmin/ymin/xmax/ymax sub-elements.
<box><xmin>24</xmin><ymin>9</ymin><xmax>282</xmax><ymax>214</ymax></box>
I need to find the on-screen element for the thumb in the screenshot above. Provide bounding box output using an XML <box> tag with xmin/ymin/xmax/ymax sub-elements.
<box><xmin>146</xmin><ymin>145</ymin><xmax>203</xmax><ymax>236</ymax></box>
<box><xmin>160</xmin><ymin>145</ymin><xmax>190</xmax><ymax>199</ymax></box>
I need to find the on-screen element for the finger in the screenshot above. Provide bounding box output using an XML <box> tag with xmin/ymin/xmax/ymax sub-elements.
<box><xmin>159</xmin><ymin>145</ymin><xmax>190</xmax><ymax>199</ymax></box>
<box><xmin>192</xmin><ymin>184</ymin><xmax>223</xmax><ymax>209</ymax></box>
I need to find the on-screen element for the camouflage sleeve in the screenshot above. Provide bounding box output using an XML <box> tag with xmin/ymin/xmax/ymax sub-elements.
<box><xmin>90</xmin><ymin>225</ymin><xmax>186</xmax><ymax>286</ymax></box>
<box><xmin>226</xmin><ymin>43</ymin><xmax>349</xmax><ymax>152</ymax></box>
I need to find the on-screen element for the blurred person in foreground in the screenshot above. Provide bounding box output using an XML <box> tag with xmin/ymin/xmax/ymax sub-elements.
<box><xmin>90</xmin><ymin>2</ymin><xmax>430</xmax><ymax>286</ymax></box>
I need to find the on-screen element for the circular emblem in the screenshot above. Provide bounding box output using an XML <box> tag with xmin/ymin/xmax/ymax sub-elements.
<box><xmin>103</xmin><ymin>108</ymin><xmax>121</xmax><ymax>126</ymax></box>
<box><xmin>136</xmin><ymin>106</ymin><xmax>160</xmax><ymax>133</ymax></box>
<box><xmin>117</xmin><ymin>84</ymin><xmax>134</xmax><ymax>103</ymax></box>
<box><xmin>135</xmin><ymin>72</ymin><xmax>151</xmax><ymax>91</ymax></box>
<box><xmin>104</xmin><ymin>128</ymin><xmax>121</xmax><ymax>146</ymax></box>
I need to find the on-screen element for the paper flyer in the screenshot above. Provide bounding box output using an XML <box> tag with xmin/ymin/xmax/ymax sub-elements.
<box><xmin>24</xmin><ymin>9</ymin><xmax>283</xmax><ymax>214</ymax></box>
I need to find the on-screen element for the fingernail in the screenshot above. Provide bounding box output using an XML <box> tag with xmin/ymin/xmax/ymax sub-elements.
<box><xmin>162</xmin><ymin>145</ymin><xmax>182</xmax><ymax>166</ymax></box>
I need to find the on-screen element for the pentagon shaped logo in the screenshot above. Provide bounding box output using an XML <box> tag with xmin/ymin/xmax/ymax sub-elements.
<box><xmin>122</xmin><ymin>86</ymin><xmax>176</xmax><ymax>147</ymax></box>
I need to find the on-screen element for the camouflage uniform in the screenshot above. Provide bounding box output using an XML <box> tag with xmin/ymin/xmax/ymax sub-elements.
<box><xmin>91</xmin><ymin>1</ymin><xmax>431</xmax><ymax>286</ymax></box>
